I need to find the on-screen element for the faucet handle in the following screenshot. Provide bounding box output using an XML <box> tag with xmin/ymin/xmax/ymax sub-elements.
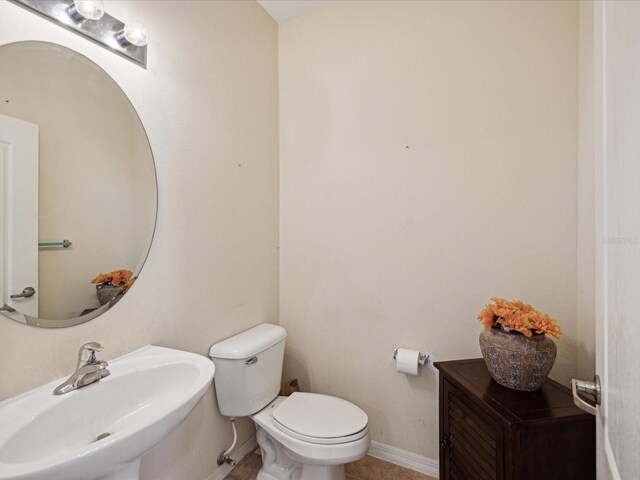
<box><xmin>78</xmin><ymin>342</ymin><xmax>104</xmax><ymax>366</ymax></box>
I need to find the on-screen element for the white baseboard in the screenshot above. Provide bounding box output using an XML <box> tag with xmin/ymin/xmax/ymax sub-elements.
<box><xmin>368</xmin><ymin>441</ymin><xmax>440</xmax><ymax>478</ymax></box>
<box><xmin>206</xmin><ymin>434</ymin><xmax>259</xmax><ymax>480</ymax></box>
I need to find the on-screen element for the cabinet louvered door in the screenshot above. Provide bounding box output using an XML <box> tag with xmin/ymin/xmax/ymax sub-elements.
<box><xmin>442</xmin><ymin>380</ymin><xmax>503</xmax><ymax>480</ymax></box>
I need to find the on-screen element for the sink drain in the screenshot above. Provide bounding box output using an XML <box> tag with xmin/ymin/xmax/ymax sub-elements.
<box><xmin>96</xmin><ymin>432</ymin><xmax>111</xmax><ymax>441</ymax></box>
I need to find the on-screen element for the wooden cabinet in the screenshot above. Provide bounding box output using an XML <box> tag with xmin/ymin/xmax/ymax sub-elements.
<box><xmin>434</xmin><ymin>359</ymin><xmax>595</xmax><ymax>480</ymax></box>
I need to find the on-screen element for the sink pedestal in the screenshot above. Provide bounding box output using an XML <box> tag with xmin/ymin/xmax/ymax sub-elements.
<box><xmin>99</xmin><ymin>460</ymin><xmax>140</xmax><ymax>480</ymax></box>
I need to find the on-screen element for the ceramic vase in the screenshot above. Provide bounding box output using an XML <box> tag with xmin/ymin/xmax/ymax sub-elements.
<box><xmin>479</xmin><ymin>326</ymin><xmax>557</xmax><ymax>391</ymax></box>
<box><xmin>96</xmin><ymin>284</ymin><xmax>124</xmax><ymax>305</ymax></box>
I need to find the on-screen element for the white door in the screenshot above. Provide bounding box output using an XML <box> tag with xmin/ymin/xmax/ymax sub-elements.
<box><xmin>573</xmin><ymin>2</ymin><xmax>640</xmax><ymax>479</ymax></box>
<box><xmin>0</xmin><ymin>113</ymin><xmax>38</xmax><ymax>318</ymax></box>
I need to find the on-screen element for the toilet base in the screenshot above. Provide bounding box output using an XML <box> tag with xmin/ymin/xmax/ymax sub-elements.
<box><xmin>256</xmin><ymin>427</ymin><xmax>347</xmax><ymax>480</ymax></box>
<box><xmin>257</xmin><ymin>465</ymin><xmax>345</xmax><ymax>480</ymax></box>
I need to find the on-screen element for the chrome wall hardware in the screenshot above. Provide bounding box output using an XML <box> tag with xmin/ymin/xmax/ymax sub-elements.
<box><xmin>39</xmin><ymin>239</ymin><xmax>73</xmax><ymax>248</ymax></box>
<box><xmin>393</xmin><ymin>348</ymin><xmax>430</xmax><ymax>366</ymax></box>
<box><xmin>9</xmin><ymin>0</ymin><xmax>148</xmax><ymax>68</ymax></box>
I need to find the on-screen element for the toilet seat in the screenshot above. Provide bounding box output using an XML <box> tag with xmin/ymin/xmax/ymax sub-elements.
<box><xmin>271</xmin><ymin>392</ymin><xmax>369</xmax><ymax>445</ymax></box>
<box><xmin>252</xmin><ymin>395</ymin><xmax>371</xmax><ymax>469</ymax></box>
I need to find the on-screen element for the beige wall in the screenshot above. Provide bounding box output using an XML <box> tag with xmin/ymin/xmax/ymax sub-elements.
<box><xmin>279</xmin><ymin>0</ymin><xmax>579</xmax><ymax>461</ymax></box>
<box><xmin>0</xmin><ymin>1</ymin><xmax>278</xmax><ymax>479</ymax></box>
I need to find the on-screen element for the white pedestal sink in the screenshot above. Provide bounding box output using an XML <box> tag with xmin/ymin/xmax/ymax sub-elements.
<box><xmin>0</xmin><ymin>345</ymin><xmax>215</xmax><ymax>480</ymax></box>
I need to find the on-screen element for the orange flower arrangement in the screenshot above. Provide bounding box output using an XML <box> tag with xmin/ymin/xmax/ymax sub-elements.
<box><xmin>477</xmin><ymin>297</ymin><xmax>562</xmax><ymax>339</ymax></box>
<box><xmin>90</xmin><ymin>269</ymin><xmax>135</xmax><ymax>292</ymax></box>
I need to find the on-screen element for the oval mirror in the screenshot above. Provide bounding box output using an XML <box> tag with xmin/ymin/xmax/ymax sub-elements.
<box><xmin>0</xmin><ymin>41</ymin><xmax>157</xmax><ymax>328</ymax></box>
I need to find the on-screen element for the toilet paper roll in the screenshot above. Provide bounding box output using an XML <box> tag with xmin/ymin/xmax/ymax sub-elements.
<box><xmin>395</xmin><ymin>348</ymin><xmax>420</xmax><ymax>376</ymax></box>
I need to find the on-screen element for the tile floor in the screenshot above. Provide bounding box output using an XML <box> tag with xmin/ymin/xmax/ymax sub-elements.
<box><xmin>224</xmin><ymin>452</ymin><xmax>437</xmax><ymax>480</ymax></box>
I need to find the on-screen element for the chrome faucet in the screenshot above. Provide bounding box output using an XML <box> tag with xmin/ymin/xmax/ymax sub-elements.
<box><xmin>53</xmin><ymin>342</ymin><xmax>110</xmax><ymax>395</ymax></box>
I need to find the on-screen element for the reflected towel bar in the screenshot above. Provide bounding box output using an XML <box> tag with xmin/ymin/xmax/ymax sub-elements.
<box><xmin>39</xmin><ymin>240</ymin><xmax>72</xmax><ymax>248</ymax></box>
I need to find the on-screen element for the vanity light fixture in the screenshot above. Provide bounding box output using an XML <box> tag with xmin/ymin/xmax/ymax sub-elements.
<box><xmin>9</xmin><ymin>0</ymin><xmax>148</xmax><ymax>68</ymax></box>
<box><xmin>66</xmin><ymin>0</ymin><xmax>105</xmax><ymax>22</ymax></box>
<box><xmin>115</xmin><ymin>22</ymin><xmax>149</xmax><ymax>48</ymax></box>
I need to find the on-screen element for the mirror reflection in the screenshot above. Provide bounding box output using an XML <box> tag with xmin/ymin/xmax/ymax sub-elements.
<box><xmin>0</xmin><ymin>41</ymin><xmax>157</xmax><ymax>327</ymax></box>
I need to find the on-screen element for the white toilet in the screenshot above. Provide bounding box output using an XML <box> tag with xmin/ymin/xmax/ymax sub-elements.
<box><xmin>209</xmin><ymin>323</ymin><xmax>371</xmax><ymax>480</ymax></box>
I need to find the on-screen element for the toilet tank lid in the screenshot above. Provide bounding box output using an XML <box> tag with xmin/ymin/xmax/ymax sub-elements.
<box><xmin>209</xmin><ymin>323</ymin><xmax>287</xmax><ymax>360</ymax></box>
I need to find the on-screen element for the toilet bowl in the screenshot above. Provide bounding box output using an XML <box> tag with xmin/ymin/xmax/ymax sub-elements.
<box><xmin>209</xmin><ymin>324</ymin><xmax>370</xmax><ymax>480</ymax></box>
<box><xmin>252</xmin><ymin>394</ymin><xmax>370</xmax><ymax>480</ymax></box>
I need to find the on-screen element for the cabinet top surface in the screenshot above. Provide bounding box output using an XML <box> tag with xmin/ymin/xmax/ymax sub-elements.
<box><xmin>434</xmin><ymin>358</ymin><xmax>592</xmax><ymax>424</ymax></box>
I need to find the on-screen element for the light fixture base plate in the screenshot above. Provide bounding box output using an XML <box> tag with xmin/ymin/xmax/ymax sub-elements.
<box><xmin>9</xmin><ymin>0</ymin><xmax>147</xmax><ymax>68</ymax></box>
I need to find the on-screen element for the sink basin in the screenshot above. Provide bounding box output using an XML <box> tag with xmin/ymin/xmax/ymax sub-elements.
<box><xmin>0</xmin><ymin>345</ymin><xmax>215</xmax><ymax>480</ymax></box>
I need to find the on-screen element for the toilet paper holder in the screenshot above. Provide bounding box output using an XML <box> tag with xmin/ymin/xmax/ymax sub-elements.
<box><xmin>393</xmin><ymin>348</ymin><xmax>430</xmax><ymax>366</ymax></box>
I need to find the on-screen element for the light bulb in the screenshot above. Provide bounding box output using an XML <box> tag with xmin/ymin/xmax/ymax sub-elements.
<box><xmin>116</xmin><ymin>22</ymin><xmax>149</xmax><ymax>47</ymax></box>
<box><xmin>67</xmin><ymin>0</ymin><xmax>105</xmax><ymax>21</ymax></box>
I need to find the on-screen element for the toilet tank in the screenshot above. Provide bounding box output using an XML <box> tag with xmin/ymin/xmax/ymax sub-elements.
<box><xmin>209</xmin><ymin>323</ymin><xmax>287</xmax><ymax>417</ymax></box>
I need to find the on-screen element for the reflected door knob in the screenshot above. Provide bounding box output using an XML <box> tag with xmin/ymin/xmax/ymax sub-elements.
<box><xmin>10</xmin><ymin>287</ymin><xmax>36</xmax><ymax>299</ymax></box>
